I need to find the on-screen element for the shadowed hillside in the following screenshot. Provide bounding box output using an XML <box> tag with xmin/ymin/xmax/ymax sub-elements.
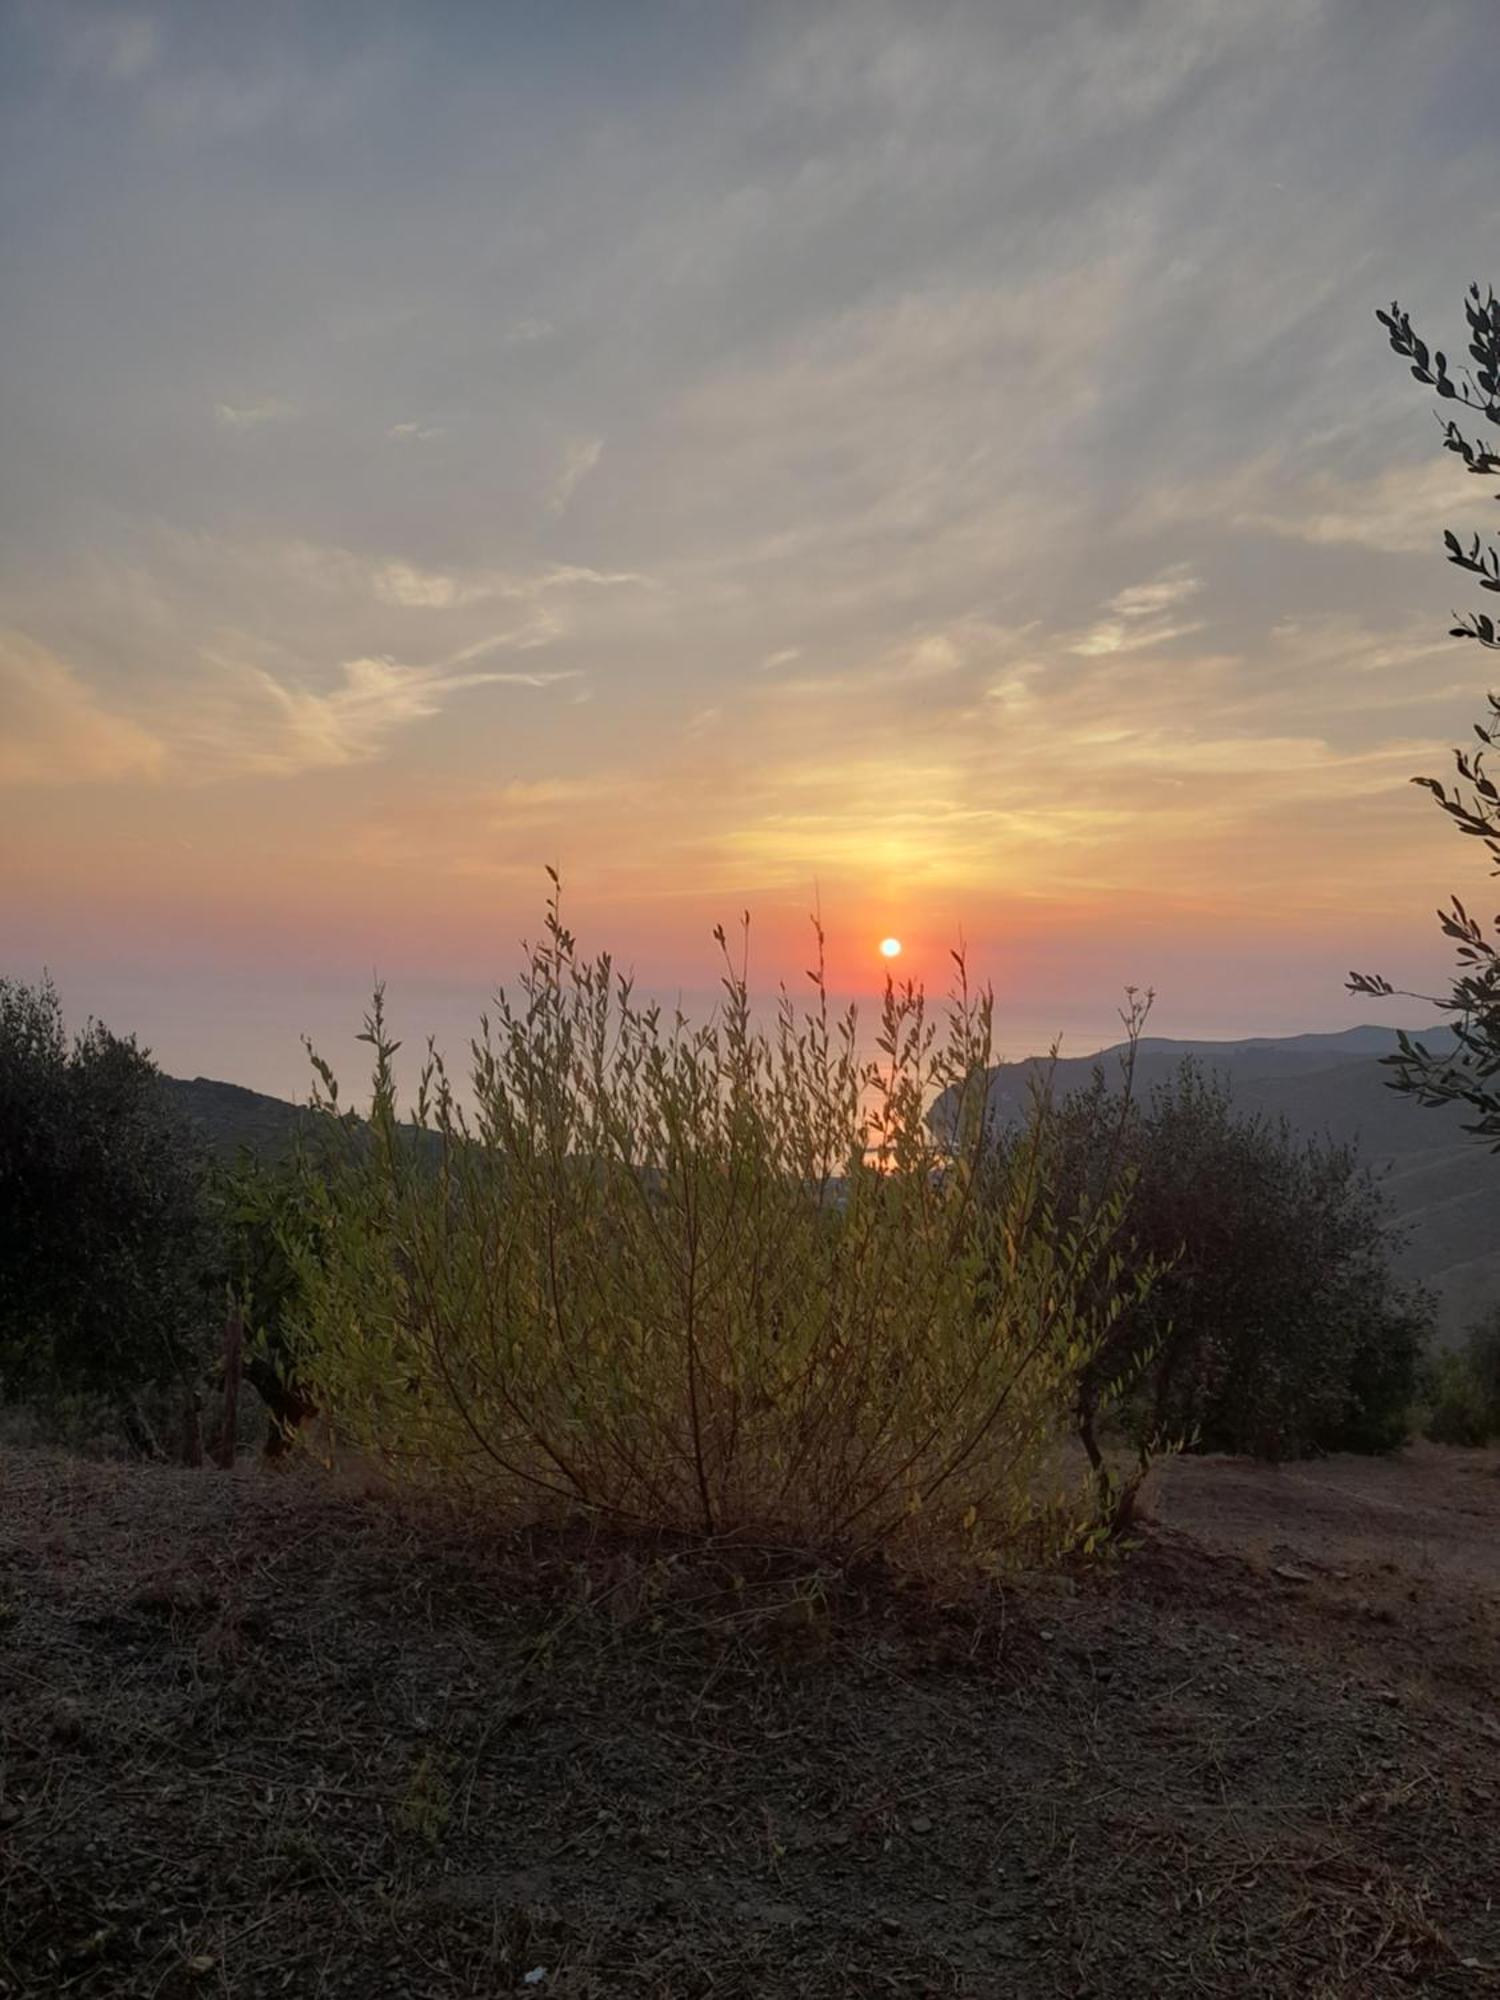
<box><xmin>160</xmin><ymin>1074</ymin><xmax>440</xmax><ymax>1168</ymax></box>
<box><xmin>160</xmin><ymin>1075</ymin><xmax>319</xmax><ymax>1161</ymax></box>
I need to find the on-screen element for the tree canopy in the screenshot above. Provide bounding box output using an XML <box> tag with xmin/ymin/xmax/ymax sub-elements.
<box><xmin>0</xmin><ymin>975</ymin><xmax>213</xmax><ymax>1403</ymax></box>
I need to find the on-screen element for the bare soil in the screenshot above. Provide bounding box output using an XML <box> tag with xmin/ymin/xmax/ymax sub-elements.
<box><xmin>1</xmin><ymin>1442</ymin><xmax>1497</xmax><ymax>1998</ymax></box>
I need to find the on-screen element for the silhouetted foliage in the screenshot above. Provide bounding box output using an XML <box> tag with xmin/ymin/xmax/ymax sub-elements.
<box><xmin>1351</xmin><ymin>285</ymin><xmax>1500</xmax><ymax>1142</ymax></box>
<box><xmin>1041</xmin><ymin>1062</ymin><xmax>1429</xmax><ymax>1460</ymax></box>
<box><xmin>0</xmin><ymin>975</ymin><xmax>214</xmax><ymax>1405</ymax></box>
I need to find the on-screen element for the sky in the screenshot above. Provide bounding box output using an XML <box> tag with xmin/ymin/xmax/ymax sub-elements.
<box><xmin>5</xmin><ymin>0</ymin><xmax>1500</xmax><ymax>1097</ymax></box>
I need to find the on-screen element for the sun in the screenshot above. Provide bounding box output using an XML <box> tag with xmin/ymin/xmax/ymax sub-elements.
<box><xmin>878</xmin><ymin>936</ymin><xmax>903</xmax><ymax>960</ymax></box>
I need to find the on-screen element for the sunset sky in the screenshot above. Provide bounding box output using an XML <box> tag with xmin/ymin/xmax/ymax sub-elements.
<box><xmin>5</xmin><ymin>0</ymin><xmax>1500</xmax><ymax>1096</ymax></box>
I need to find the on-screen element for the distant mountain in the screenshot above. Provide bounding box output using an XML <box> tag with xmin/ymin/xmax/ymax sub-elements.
<box><xmin>935</xmin><ymin>1025</ymin><xmax>1498</xmax><ymax>1343</ymax></box>
<box><xmin>161</xmin><ymin>1072</ymin><xmax>440</xmax><ymax>1168</ymax></box>
<box><xmin>161</xmin><ymin>1074</ymin><xmax>321</xmax><ymax>1161</ymax></box>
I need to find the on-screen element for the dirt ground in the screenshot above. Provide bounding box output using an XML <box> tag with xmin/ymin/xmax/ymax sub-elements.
<box><xmin>1</xmin><ymin>1442</ymin><xmax>1497</xmax><ymax>1999</ymax></box>
<box><xmin>1154</xmin><ymin>1442</ymin><xmax>1500</xmax><ymax>1594</ymax></box>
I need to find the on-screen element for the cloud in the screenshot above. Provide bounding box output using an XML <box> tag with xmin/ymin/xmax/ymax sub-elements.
<box><xmin>768</xmin><ymin>623</ymin><xmax>997</xmax><ymax>703</ymax></box>
<box><xmin>1072</xmin><ymin>567</ymin><xmax>1206</xmax><ymax>657</ymax></box>
<box><xmin>1107</xmin><ymin>570</ymin><xmax>1204</xmax><ymax>621</ymax></box>
<box><xmin>386</xmin><ymin>421</ymin><xmax>445</xmax><ymax>443</ymax></box>
<box><xmin>1232</xmin><ymin>456</ymin><xmax>1476</xmax><ymax>556</ymax></box>
<box><xmin>547</xmin><ymin>437</ymin><xmax>605</xmax><ymax>517</ymax></box>
<box><xmin>0</xmin><ymin>632</ymin><xmax>165</xmax><ymax>786</ymax></box>
<box><xmin>0</xmin><ymin>534</ymin><xmax>653</xmax><ymax>784</ymax></box>
<box><xmin>231</xmin><ymin>656</ymin><xmax>580</xmax><ymax>776</ymax></box>
<box><xmin>40</xmin><ymin>529</ymin><xmax>656</xmax><ymax>690</ymax></box>
<box><xmin>371</xmin><ymin>561</ymin><xmax>471</xmax><ymax>610</ymax></box>
<box><xmin>214</xmin><ymin>398</ymin><xmax>295</xmax><ymax>431</ymax></box>
<box><xmin>0</xmin><ymin>628</ymin><xmax>572</xmax><ymax>786</ymax></box>
<box><xmin>366</xmin><ymin>556</ymin><xmax>651</xmax><ymax>618</ymax></box>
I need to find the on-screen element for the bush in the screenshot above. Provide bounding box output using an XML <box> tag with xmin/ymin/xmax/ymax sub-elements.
<box><xmin>1422</xmin><ymin>1350</ymin><xmax>1495</xmax><ymax>1446</ymax></box>
<box><xmin>1040</xmin><ymin>1063</ymin><xmax>1429</xmax><ymax>1461</ymax></box>
<box><xmin>1464</xmin><ymin>1307</ymin><xmax>1500</xmax><ymax>1424</ymax></box>
<box><xmin>0</xmin><ymin>975</ymin><xmax>215</xmax><ymax>1409</ymax></box>
<box><xmin>1420</xmin><ymin>1309</ymin><xmax>1500</xmax><ymax>1445</ymax></box>
<box><xmin>286</xmin><ymin>894</ymin><xmax>1155</xmax><ymax>1566</ymax></box>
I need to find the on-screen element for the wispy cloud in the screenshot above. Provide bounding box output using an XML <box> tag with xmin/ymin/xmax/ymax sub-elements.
<box><xmin>547</xmin><ymin>437</ymin><xmax>604</xmax><ymax>517</ymax></box>
<box><xmin>0</xmin><ymin>537</ymin><xmax>655</xmax><ymax>784</ymax></box>
<box><xmin>228</xmin><ymin>656</ymin><xmax>580</xmax><ymax>777</ymax></box>
<box><xmin>0</xmin><ymin>632</ymin><xmax>165</xmax><ymax>786</ymax></box>
<box><xmin>214</xmin><ymin>398</ymin><xmax>295</xmax><ymax>432</ymax></box>
<box><xmin>1232</xmin><ymin>457</ymin><xmax>1472</xmax><ymax>556</ymax></box>
<box><xmin>1072</xmin><ymin>567</ymin><xmax>1206</xmax><ymax>658</ymax></box>
<box><xmin>370</xmin><ymin>561</ymin><xmax>472</xmax><ymax>611</ymax></box>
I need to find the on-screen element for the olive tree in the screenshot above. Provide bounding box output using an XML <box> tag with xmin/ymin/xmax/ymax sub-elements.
<box><xmin>1045</xmin><ymin>1062</ymin><xmax>1428</xmax><ymax>1461</ymax></box>
<box><xmin>1350</xmin><ymin>286</ymin><xmax>1500</xmax><ymax>1142</ymax></box>
<box><xmin>0</xmin><ymin>975</ymin><xmax>214</xmax><ymax>1415</ymax></box>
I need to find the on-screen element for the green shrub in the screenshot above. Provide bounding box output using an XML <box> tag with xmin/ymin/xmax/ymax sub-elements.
<box><xmin>0</xmin><ymin>975</ymin><xmax>215</xmax><ymax>1408</ymax></box>
<box><xmin>1032</xmin><ymin>1063</ymin><xmax>1429</xmax><ymax>1461</ymax></box>
<box><xmin>1422</xmin><ymin>1348</ymin><xmax>1496</xmax><ymax>1446</ymax></box>
<box><xmin>1464</xmin><ymin>1308</ymin><xmax>1500</xmax><ymax>1428</ymax></box>
<box><xmin>1419</xmin><ymin>1310</ymin><xmax>1500</xmax><ymax>1446</ymax></box>
<box><xmin>288</xmin><ymin>892</ymin><xmax>1155</xmax><ymax>1566</ymax></box>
